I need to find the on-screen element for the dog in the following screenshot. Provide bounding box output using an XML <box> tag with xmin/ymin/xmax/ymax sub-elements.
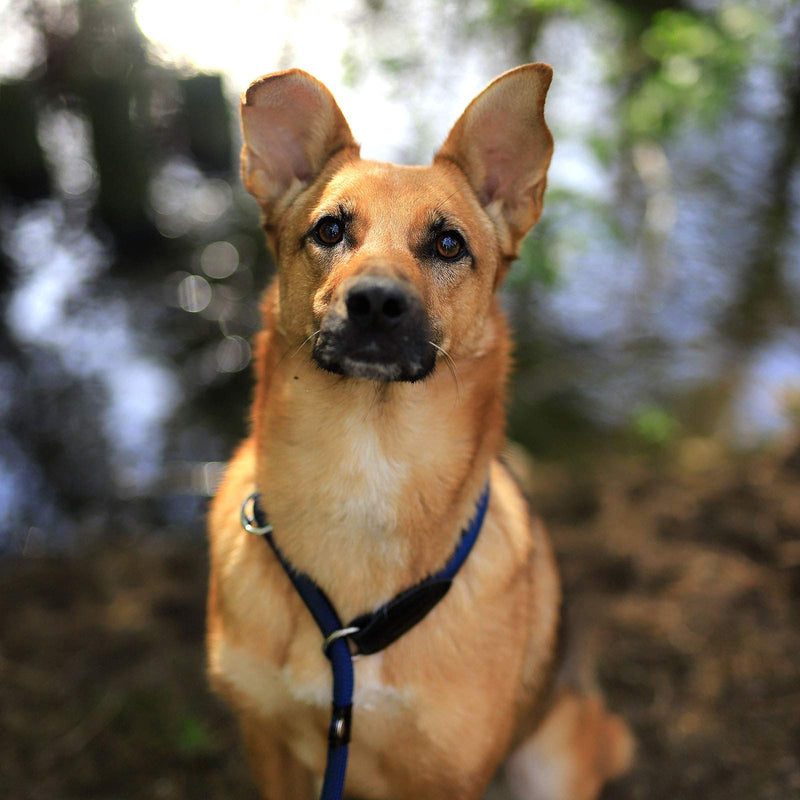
<box><xmin>206</xmin><ymin>64</ymin><xmax>633</xmax><ymax>800</ymax></box>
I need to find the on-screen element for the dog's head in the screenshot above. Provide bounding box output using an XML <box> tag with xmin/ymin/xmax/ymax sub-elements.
<box><xmin>240</xmin><ymin>65</ymin><xmax>553</xmax><ymax>382</ymax></box>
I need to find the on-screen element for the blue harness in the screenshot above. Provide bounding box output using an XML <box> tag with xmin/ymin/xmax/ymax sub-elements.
<box><xmin>240</xmin><ymin>482</ymin><xmax>490</xmax><ymax>800</ymax></box>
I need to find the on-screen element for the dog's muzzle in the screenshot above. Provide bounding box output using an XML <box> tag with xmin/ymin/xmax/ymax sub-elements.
<box><xmin>312</xmin><ymin>275</ymin><xmax>437</xmax><ymax>382</ymax></box>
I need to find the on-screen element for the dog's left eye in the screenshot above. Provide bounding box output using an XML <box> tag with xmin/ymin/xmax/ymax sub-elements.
<box><xmin>314</xmin><ymin>217</ymin><xmax>345</xmax><ymax>246</ymax></box>
<box><xmin>435</xmin><ymin>231</ymin><xmax>464</xmax><ymax>260</ymax></box>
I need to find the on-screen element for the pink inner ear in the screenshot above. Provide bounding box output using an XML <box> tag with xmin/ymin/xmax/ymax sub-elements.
<box><xmin>270</xmin><ymin>111</ymin><xmax>313</xmax><ymax>183</ymax></box>
<box><xmin>244</xmin><ymin>105</ymin><xmax>314</xmax><ymax>185</ymax></box>
<box><xmin>240</xmin><ymin>69</ymin><xmax>358</xmax><ymax>215</ymax></box>
<box><xmin>477</xmin><ymin>141</ymin><xmax>516</xmax><ymax>206</ymax></box>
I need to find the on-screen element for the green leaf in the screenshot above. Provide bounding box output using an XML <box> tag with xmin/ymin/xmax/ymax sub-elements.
<box><xmin>177</xmin><ymin>715</ymin><xmax>214</xmax><ymax>756</ymax></box>
<box><xmin>631</xmin><ymin>404</ymin><xmax>680</xmax><ymax>446</ymax></box>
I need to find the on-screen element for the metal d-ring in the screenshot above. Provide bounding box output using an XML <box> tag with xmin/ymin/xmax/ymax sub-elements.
<box><xmin>240</xmin><ymin>492</ymin><xmax>273</xmax><ymax>536</ymax></box>
<box><xmin>322</xmin><ymin>626</ymin><xmax>361</xmax><ymax>656</ymax></box>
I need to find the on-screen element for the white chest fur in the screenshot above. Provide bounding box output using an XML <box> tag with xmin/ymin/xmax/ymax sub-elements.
<box><xmin>261</xmin><ymin>396</ymin><xmax>419</xmax><ymax>608</ymax></box>
<box><xmin>330</xmin><ymin>413</ymin><xmax>409</xmax><ymax>533</ymax></box>
<box><xmin>217</xmin><ymin>635</ymin><xmax>406</xmax><ymax>708</ymax></box>
<box><xmin>215</xmin><ymin>634</ymin><xmax>410</xmax><ymax>768</ymax></box>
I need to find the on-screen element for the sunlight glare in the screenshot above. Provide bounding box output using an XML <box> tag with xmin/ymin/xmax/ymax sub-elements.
<box><xmin>132</xmin><ymin>0</ymin><xmax>428</xmax><ymax>161</ymax></box>
<box><xmin>134</xmin><ymin>0</ymin><xmax>357</xmax><ymax>96</ymax></box>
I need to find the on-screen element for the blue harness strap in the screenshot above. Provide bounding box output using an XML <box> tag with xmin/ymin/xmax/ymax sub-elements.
<box><xmin>242</xmin><ymin>482</ymin><xmax>490</xmax><ymax>800</ymax></box>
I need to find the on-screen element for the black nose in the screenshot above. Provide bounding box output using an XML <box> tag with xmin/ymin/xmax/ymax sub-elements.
<box><xmin>345</xmin><ymin>277</ymin><xmax>411</xmax><ymax>330</ymax></box>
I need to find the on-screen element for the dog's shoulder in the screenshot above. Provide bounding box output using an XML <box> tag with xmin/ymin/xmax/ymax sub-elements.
<box><xmin>207</xmin><ymin>438</ymin><xmax>297</xmax><ymax>664</ymax></box>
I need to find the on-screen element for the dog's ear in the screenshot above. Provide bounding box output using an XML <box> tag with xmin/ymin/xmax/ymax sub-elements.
<box><xmin>435</xmin><ymin>63</ymin><xmax>553</xmax><ymax>260</ymax></box>
<box><xmin>240</xmin><ymin>69</ymin><xmax>358</xmax><ymax>223</ymax></box>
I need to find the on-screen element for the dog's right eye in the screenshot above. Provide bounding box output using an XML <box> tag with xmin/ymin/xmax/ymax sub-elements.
<box><xmin>314</xmin><ymin>217</ymin><xmax>345</xmax><ymax>246</ymax></box>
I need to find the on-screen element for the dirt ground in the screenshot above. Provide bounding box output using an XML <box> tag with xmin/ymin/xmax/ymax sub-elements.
<box><xmin>2</xmin><ymin>436</ymin><xmax>799</xmax><ymax>800</ymax></box>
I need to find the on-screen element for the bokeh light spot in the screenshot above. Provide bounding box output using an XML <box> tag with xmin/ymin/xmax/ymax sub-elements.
<box><xmin>216</xmin><ymin>335</ymin><xmax>251</xmax><ymax>372</ymax></box>
<box><xmin>177</xmin><ymin>274</ymin><xmax>212</xmax><ymax>312</ymax></box>
<box><xmin>188</xmin><ymin>179</ymin><xmax>231</xmax><ymax>223</ymax></box>
<box><xmin>200</xmin><ymin>240</ymin><xmax>239</xmax><ymax>279</ymax></box>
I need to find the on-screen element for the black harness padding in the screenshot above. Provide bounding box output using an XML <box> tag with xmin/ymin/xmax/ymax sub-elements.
<box><xmin>347</xmin><ymin>577</ymin><xmax>453</xmax><ymax>655</ymax></box>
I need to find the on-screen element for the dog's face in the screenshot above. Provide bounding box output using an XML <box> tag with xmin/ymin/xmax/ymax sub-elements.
<box><xmin>282</xmin><ymin>159</ymin><xmax>502</xmax><ymax>382</ymax></box>
<box><xmin>240</xmin><ymin>67</ymin><xmax>553</xmax><ymax>382</ymax></box>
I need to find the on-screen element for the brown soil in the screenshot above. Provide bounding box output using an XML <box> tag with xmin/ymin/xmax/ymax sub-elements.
<box><xmin>2</xmin><ymin>437</ymin><xmax>799</xmax><ymax>800</ymax></box>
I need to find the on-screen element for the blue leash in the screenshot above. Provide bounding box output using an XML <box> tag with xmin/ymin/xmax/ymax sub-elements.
<box><xmin>241</xmin><ymin>482</ymin><xmax>490</xmax><ymax>800</ymax></box>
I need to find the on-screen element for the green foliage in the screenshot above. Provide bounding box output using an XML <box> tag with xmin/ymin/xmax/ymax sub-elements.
<box><xmin>488</xmin><ymin>0</ymin><xmax>587</xmax><ymax>19</ymax></box>
<box><xmin>626</xmin><ymin>5</ymin><xmax>772</xmax><ymax>137</ymax></box>
<box><xmin>631</xmin><ymin>403</ymin><xmax>680</xmax><ymax>446</ymax></box>
<box><xmin>177</xmin><ymin>715</ymin><xmax>216</xmax><ymax>757</ymax></box>
<box><xmin>507</xmin><ymin>386</ymin><xmax>613</xmax><ymax>459</ymax></box>
<box><xmin>341</xmin><ymin>48</ymin><xmax>360</xmax><ymax>88</ymax></box>
<box><xmin>480</xmin><ymin>0</ymin><xmax>775</xmax><ymax>141</ymax></box>
<box><xmin>587</xmin><ymin>133</ymin><xmax>617</xmax><ymax>168</ymax></box>
<box><xmin>508</xmin><ymin>187</ymin><xmax>627</xmax><ymax>291</ymax></box>
<box><xmin>379</xmin><ymin>55</ymin><xmax>420</xmax><ymax>74</ymax></box>
<box><xmin>509</xmin><ymin>224</ymin><xmax>561</xmax><ymax>289</ymax></box>
<box><xmin>522</xmin><ymin>0</ymin><xmax>587</xmax><ymax>12</ymax></box>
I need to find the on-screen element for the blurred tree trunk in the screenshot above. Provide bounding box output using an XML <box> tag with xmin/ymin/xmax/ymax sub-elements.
<box><xmin>180</xmin><ymin>74</ymin><xmax>232</xmax><ymax>174</ymax></box>
<box><xmin>721</xmin><ymin>14</ymin><xmax>800</xmax><ymax>346</ymax></box>
<box><xmin>0</xmin><ymin>81</ymin><xmax>50</xmax><ymax>202</ymax></box>
<box><xmin>83</xmin><ymin>76</ymin><xmax>154</xmax><ymax>249</ymax></box>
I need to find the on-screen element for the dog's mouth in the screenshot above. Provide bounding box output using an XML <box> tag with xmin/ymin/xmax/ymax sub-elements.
<box><xmin>311</xmin><ymin>276</ymin><xmax>437</xmax><ymax>383</ymax></box>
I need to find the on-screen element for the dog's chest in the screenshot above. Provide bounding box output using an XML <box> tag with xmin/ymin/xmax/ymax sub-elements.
<box><xmin>219</xmin><ymin>633</ymin><xmax>402</xmax><ymax>705</ymax></box>
<box><xmin>331</xmin><ymin>419</ymin><xmax>408</xmax><ymax>530</ymax></box>
<box><xmin>216</xmin><ymin>632</ymin><xmax>410</xmax><ymax>768</ymax></box>
<box><xmin>264</xmin><ymin>406</ymin><xmax>415</xmax><ymax>580</ymax></box>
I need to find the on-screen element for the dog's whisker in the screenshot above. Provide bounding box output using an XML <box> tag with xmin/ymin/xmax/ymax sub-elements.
<box><xmin>429</xmin><ymin>341</ymin><xmax>460</xmax><ymax>400</ymax></box>
<box><xmin>274</xmin><ymin>330</ymin><xmax>320</xmax><ymax>371</ymax></box>
<box><xmin>290</xmin><ymin>330</ymin><xmax>321</xmax><ymax>359</ymax></box>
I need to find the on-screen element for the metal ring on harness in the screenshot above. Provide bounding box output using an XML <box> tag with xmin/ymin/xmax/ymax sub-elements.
<box><xmin>322</xmin><ymin>626</ymin><xmax>360</xmax><ymax>656</ymax></box>
<box><xmin>240</xmin><ymin>492</ymin><xmax>274</xmax><ymax>536</ymax></box>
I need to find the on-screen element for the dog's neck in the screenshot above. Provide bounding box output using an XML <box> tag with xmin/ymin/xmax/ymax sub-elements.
<box><xmin>250</xmin><ymin>286</ymin><xmax>509</xmax><ymax>619</ymax></box>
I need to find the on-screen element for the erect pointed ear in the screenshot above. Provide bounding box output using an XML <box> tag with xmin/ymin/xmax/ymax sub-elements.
<box><xmin>435</xmin><ymin>63</ymin><xmax>553</xmax><ymax>259</ymax></box>
<box><xmin>240</xmin><ymin>69</ymin><xmax>358</xmax><ymax>223</ymax></box>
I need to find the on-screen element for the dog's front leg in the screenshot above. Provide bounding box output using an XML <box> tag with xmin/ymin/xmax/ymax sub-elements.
<box><xmin>239</xmin><ymin>713</ymin><xmax>317</xmax><ymax>800</ymax></box>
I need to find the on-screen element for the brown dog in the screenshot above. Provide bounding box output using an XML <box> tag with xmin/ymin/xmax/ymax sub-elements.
<box><xmin>206</xmin><ymin>64</ymin><xmax>632</xmax><ymax>800</ymax></box>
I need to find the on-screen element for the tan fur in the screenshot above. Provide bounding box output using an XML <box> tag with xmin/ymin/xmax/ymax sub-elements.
<box><xmin>207</xmin><ymin>65</ymin><xmax>632</xmax><ymax>799</ymax></box>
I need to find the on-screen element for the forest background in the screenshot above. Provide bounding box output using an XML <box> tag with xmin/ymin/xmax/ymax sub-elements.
<box><xmin>1</xmin><ymin>1</ymin><xmax>799</xmax><ymax>798</ymax></box>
